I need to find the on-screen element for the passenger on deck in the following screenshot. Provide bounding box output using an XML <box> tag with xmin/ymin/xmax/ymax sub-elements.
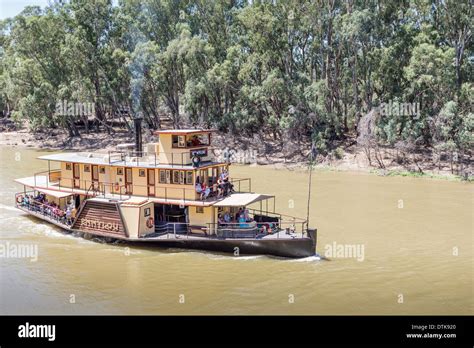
<box><xmin>195</xmin><ymin>182</ymin><xmax>203</xmax><ymax>196</ymax></box>
<box><xmin>65</xmin><ymin>207</ymin><xmax>72</xmax><ymax>225</ymax></box>
<box><xmin>201</xmin><ymin>183</ymin><xmax>210</xmax><ymax>200</ymax></box>
<box><xmin>223</xmin><ymin>211</ymin><xmax>231</xmax><ymax>224</ymax></box>
<box><xmin>244</xmin><ymin>208</ymin><xmax>250</xmax><ymax>222</ymax></box>
<box><xmin>220</xmin><ymin>169</ymin><xmax>235</xmax><ymax>196</ymax></box>
<box><xmin>238</xmin><ymin>214</ymin><xmax>247</xmax><ymax>228</ymax></box>
<box><xmin>217</xmin><ymin>178</ymin><xmax>225</xmax><ymax>197</ymax></box>
<box><xmin>235</xmin><ymin>207</ymin><xmax>243</xmax><ymax>221</ymax></box>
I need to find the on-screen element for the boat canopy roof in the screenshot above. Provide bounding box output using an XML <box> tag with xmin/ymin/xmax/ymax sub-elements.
<box><xmin>37</xmin><ymin>152</ymin><xmax>223</xmax><ymax>170</ymax></box>
<box><xmin>31</xmin><ymin>187</ymin><xmax>73</xmax><ymax>199</ymax></box>
<box><xmin>153</xmin><ymin>129</ymin><xmax>215</xmax><ymax>136</ymax></box>
<box><xmin>213</xmin><ymin>193</ymin><xmax>274</xmax><ymax>207</ymax></box>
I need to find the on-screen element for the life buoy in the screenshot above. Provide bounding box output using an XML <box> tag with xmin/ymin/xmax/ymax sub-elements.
<box><xmin>17</xmin><ymin>195</ymin><xmax>23</xmax><ymax>204</ymax></box>
<box><xmin>146</xmin><ymin>217</ymin><xmax>154</xmax><ymax>228</ymax></box>
<box><xmin>114</xmin><ymin>183</ymin><xmax>120</xmax><ymax>191</ymax></box>
<box><xmin>192</xmin><ymin>155</ymin><xmax>201</xmax><ymax>168</ymax></box>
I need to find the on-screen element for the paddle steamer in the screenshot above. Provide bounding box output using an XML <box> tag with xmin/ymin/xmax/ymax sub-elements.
<box><xmin>14</xmin><ymin>121</ymin><xmax>317</xmax><ymax>258</ymax></box>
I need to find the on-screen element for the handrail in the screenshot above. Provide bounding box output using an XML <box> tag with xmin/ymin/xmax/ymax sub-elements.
<box><xmin>229</xmin><ymin>177</ymin><xmax>252</xmax><ymax>193</ymax></box>
<box><xmin>14</xmin><ymin>192</ymin><xmax>77</xmax><ymax>227</ymax></box>
<box><xmin>31</xmin><ymin>173</ymin><xmax>252</xmax><ymax>202</ymax></box>
<box><xmin>56</xmin><ymin>178</ymin><xmax>197</xmax><ymax>202</ymax></box>
<box><xmin>145</xmin><ymin>222</ymin><xmax>305</xmax><ymax>240</ymax></box>
<box><xmin>207</xmin><ymin>219</ymin><xmax>307</xmax><ymax>239</ymax></box>
<box><xmin>106</xmin><ymin>149</ymin><xmax>215</xmax><ymax>167</ymax></box>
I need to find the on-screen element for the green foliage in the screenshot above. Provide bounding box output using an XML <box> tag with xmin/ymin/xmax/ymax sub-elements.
<box><xmin>0</xmin><ymin>0</ymin><xmax>471</xmax><ymax>160</ymax></box>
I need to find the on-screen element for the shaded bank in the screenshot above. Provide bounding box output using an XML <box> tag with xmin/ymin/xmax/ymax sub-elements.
<box><xmin>0</xmin><ymin>128</ymin><xmax>471</xmax><ymax>181</ymax></box>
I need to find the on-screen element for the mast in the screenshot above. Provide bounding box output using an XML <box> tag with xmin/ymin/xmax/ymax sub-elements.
<box><xmin>306</xmin><ymin>141</ymin><xmax>317</xmax><ymax>226</ymax></box>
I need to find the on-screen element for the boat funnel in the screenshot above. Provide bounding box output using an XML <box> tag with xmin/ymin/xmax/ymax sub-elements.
<box><xmin>133</xmin><ymin>116</ymin><xmax>143</xmax><ymax>157</ymax></box>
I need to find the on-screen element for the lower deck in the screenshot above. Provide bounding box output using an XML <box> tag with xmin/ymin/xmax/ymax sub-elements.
<box><xmin>15</xmin><ymin>201</ymin><xmax>317</xmax><ymax>258</ymax></box>
<box><xmin>15</xmin><ymin>198</ymin><xmax>309</xmax><ymax>242</ymax></box>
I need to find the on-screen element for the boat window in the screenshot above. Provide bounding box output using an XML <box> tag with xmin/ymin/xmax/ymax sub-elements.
<box><xmin>159</xmin><ymin>170</ymin><xmax>166</xmax><ymax>184</ymax></box>
<box><xmin>196</xmin><ymin>206</ymin><xmax>204</xmax><ymax>214</ymax></box>
<box><xmin>99</xmin><ymin>166</ymin><xmax>105</xmax><ymax>174</ymax></box>
<box><xmin>84</xmin><ymin>165</ymin><xmax>90</xmax><ymax>172</ymax></box>
<box><xmin>65</xmin><ymin>163</ymin><xmax>72</xmax><ymax>170</ymax></box>
<box><xmin>186</xmin><ymin>171</ymin><xmax>193</xmax><ymax>185</ymax></box>
<box><xmin>186</xmin><ymin>134</ymin><xmax>209</xmax><ymax>147</ymax></box>
<box><xmin>172</xmin><ymin>135</ymin><xmax>186</xmax><ymax>148</ymax></box>
<box><xmin>166</xmin><ymin>170</ymin><xmax>171</xmax><ymax>184</ymax></box>
<box><xmin>172</xmin><ymin>170</ymin><xmax>180</xmax><ymax>184</ymax></box>
<box><xmin>179</xmin><ymin>171</ymin><xmax>185</xmax><ymax>184</ymax></box>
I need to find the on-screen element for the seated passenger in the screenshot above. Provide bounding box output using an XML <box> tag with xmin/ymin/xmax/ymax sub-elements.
<box><xmin>217</xmin><ymin>178</ymin><xmax>225</xmax><ymax>197</ymax></box>
<box><xmin>244</xmin><ymin>208</ymin><xmax>250</xmax><ymax>221</ymax></box>
<box><xmin>190</xmin><ymin>135</ymin><xmax>200</xmax><ymax>146</ymax></box>
<box><xmin>239</xmin><ymin>214</ymin><xmax>247</xmax><ymax>228</ymax></box>
<box><xmin>218</xmin><ymin>214</ymin><xmax>224</xmax><ymax>225</ymax></box>
<box><xmin>235</xmin><ymin>207</ymin><xmax>243</xmax><ymax>221</ymax></box>
<box><xmin>223</xmin><ymin>212</ymin><xmax>231</xmax><ymax>224</ymax></box>
<box><xmin>201</xmin><ymin>183</ymin><xmax>210</xmax><ymax>200</ymax></box>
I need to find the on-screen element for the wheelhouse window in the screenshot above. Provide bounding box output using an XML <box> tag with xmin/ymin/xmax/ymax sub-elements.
<box><xmin>171</xmin><ymin>133</ymin><xmax>211</xmax><ymax>148</ymax></box>
<box><xmin>186</xmin><ymin>133</ymin><xmax>210</xmax><ymax>148</ymax></box>
<box><xmin>172</xmin><ymin>135</ymin><xmax>186</xmax><ymax>148</ymax></box>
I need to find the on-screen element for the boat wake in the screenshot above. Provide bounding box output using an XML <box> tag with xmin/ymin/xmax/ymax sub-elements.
<box><xmin>0</xmin><ymin>203</ymin><xmax>21</xmax><ymax>212</ymax></box>
<box><xmin>288</xmin><ymin>254</ymin><xmax>322</xmax><ymax>262</ymax></box>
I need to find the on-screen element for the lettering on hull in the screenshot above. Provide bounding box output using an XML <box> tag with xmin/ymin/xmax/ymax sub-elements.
<box><xmin>72</xmin><ymin>201</ymin><xmax>125</xmax><ymax>237</ymax></box>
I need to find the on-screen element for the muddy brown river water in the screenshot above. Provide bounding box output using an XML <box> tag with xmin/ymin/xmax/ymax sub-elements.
<box><xmin>0</xmin><ymin>147</ymin><xmax>472</xmax><ymax>314</ymax></box>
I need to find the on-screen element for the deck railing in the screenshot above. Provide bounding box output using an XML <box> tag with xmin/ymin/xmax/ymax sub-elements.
<box><xmin>144</xmin><ymin>221</ymin><xmax>307</xmax><ymax>240</ymax></box>
<box><xmin>14</xmin><ymin>191</ymin><xmax>76</xmax><ymax>228</ymax></box>
<box><xmin>106</xmin><ymin>149</ymin><xmax>215</xmax><ymax>167</ymax></box>
<box><xmin>207</xmin><ymin>219</ymin><xmax>307</xmax><ymax>239</ymax></box>
<box><xmin>32</xmin><ymin>170</ymin><xmax>251</xmax><ymax>202</ymax></box>
<box><xmin>55</xmin><ymin>177</ymin><xmax>198</xmax><ymax>202</ymax></box>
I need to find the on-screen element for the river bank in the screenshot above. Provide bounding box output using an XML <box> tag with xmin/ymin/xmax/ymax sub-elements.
<box><xmin>0</xmin><ymin>128</ymin><xmax>471</xmax><ymax>181</ymax></box>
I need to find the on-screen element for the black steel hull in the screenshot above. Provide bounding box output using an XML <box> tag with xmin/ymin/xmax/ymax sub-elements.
<box><xmin>131</xmin><ymin>236</ymin><xmax>316</xmax><ymax>258</ymax></box>
<box><xmin>19</xmin><ymin>208</ymin><xmax>317</xmax><ymax>258</ymax></box>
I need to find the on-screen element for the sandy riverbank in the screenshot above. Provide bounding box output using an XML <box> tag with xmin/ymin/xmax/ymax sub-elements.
<box><xmin>0</xmin><ymin>128</ymin><xmax>471</xmax><ymax>181</ymax></box>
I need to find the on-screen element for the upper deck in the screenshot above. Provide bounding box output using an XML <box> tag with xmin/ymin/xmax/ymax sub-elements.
<box><xmin>39</xmin><ymin>128</ymin><xmax>218</xmax><ymax>169</ymax></box>
<box><xmin>18</xmin><ymin>129</ymin><xmax>253</xmax><ymax>203</ymax></box>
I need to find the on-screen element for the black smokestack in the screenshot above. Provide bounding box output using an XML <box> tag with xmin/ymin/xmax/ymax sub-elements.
<box><xmin>133</xmin><ymin>116</ymin><xmax>143</xmax><ymax>157</ymax></box>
